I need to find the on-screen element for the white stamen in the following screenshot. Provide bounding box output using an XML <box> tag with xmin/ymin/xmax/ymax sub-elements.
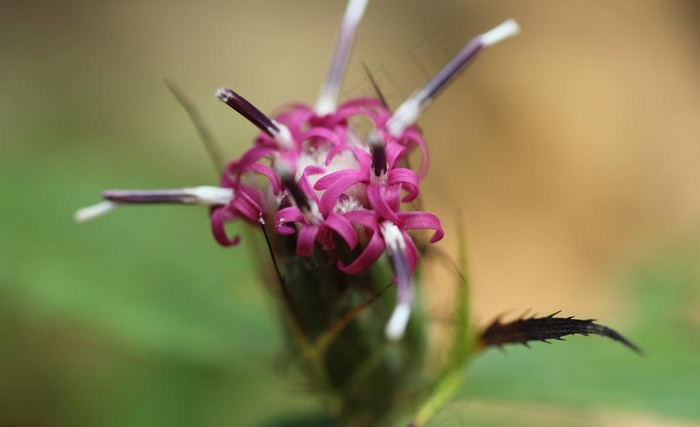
<box><xmin>480</xmin><ymin>19</ymin><xmax>520</xmax><ymax>47</ymax></box>
<box><xmin>273</xmin><ymin>157</ymin><xmax>295</xmax><ymax>177</ymax></box>
<box><xmin>74</xmin><ymin>186</ymin><xmax>234</xmax><ymax>223</ymax></box>
<box><xmin>387</xmin><ymin>18</ymin><xmax>520</xmax><ymax>136</ymax></box>
<box><xmin>345</xmin><ymin>0</ymin><xmax>370</xmax><ymax>24</ymax></box>
<box><xmin>183</xmin><ymin>186</ymin><xmax>234</xmax><ymax>205</ymax></box>
<box><xmin>380</xmin><ymin>221</ymin><xmax>406</xmax><ymax>252</ymax></box>
<box><xmin>271</xmin><ymin>120</ymin><xmax>294</xmax><ymax>150</ymax></box>
<box><xmin>385</xmin><ymin>303</ymin><xmax>411</xmax><ymax>341</ymax></box>
<box><xmin>315</xmin><ymin>0</ymin><xmax>370</xmax><ymax>115</ymax></box>
<box><xmin>74</xmin><ymin>201</ymin><xmax>119</xmax><ymax>222</ymax></box>
<box><xmin>386</xmin><ymin>96</ymin><xmax>424</xmax><ymax>137</ymax></box>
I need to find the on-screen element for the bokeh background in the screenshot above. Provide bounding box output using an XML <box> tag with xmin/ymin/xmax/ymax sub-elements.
<box><xmin>2</xmin><ymin>0</ymin><xmax>699</xmax><ymax>426</ymax></box>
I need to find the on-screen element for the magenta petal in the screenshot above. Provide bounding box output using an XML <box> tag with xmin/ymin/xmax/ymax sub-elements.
<box><xmin>296</xmin><ymin>225</ymin><xmax>320</xmax><ymax>256</ymax></box>
<box><xmin>388</xmin><ymin>168</ymin><xmax>419</xmax><ymax>202</ymax></box>
<box><xmin>325</xmin><ymin>213</ymin><xmax>359</xmax><ymax>249</ymax></box>
<box><xmin>398</xmin><ymin>211</ymin><xmax>445</xmax><ymax>242</ymax></box>
<box><xmin>325</xmin><ymin>144</ymin><xmax>352</xmax><ymax>166</ymax></box>
<box><xmin>248</xmin><ymin>163</ymin><xmax>280</xmax><ymax>194</ymax></box>
<box><xmin>300</xmin><ymin>127</ymin><xmax>342</xmax><ymax>147</ymax></box>
<box><xmin>235</xmin><ymin>145</ymin><xmax>275</xmax><ymax>170</ymax></box>
<box><xmin>231</xmin><ymin>189</ymin><xmax>262</xmax><ymax>222</ymax></box>
<box><xmin>316</xmin><ymin>170</ymin><xmax>366</xmax><ymax>215</ymax></box>
<box><xmin>403</xmin><ymin>232</ymin><xmax>419</xmax><ymax>272</ymax></box>
<box><xmin>315</xmin><ymin>168</ymin><xmax>364</xmax><ymax>190</ymax></box>
<box><xmin>274</xmin><ymin>207</ymin><xmax>303</xmax><ymax>234</ymax></box>
<box><xmin>343</xmin><ymin>209</ymin><xmax>379</xmax><ymax>229</ymax></box>
<box><xmin>338</xmin><ymin>230</ymin><xmax>385</xmax><ymax>274</ymax></box>
<box><xmin>210</xmin><ymin>207</ymin><xmax>240</xmax><ymax>247</ymax></box>
<box><xmin>349</xmin><ymin>146</ymin><xmax>372</xmax><ymax>172</ymax></box>
<box><xmin>299</xmin><ymin>165</ymin><xmax>325</xmax><ymax>204</ymax></box>
<box><xmin>367</xmin><ymin>185</ymin><xmax>399</xmax><ymax>222</ymax></box>
<box><xmin>402</xmin><ymin>129</ymin><xmax>430</xmax><ymax>179</ymax></box>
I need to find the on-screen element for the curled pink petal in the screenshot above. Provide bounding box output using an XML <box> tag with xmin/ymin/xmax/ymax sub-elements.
<box><xmin>343</xmin><ymin>210</ymin><xmax>377</xmax><ymax>229</ymax></box>
<box><xmin>210</xmin><ymin>207</ymin><xmax>241</xmax><ymax>247</ymax></box>
<box><xmin>230</xmin><ymin>189</ymin><xmax>262</xmax><ymax>222</ymax></box>
<box><xmin>248</xmin><ymin>163</ymin><xmax>281</xmax><ymax>194</ymax></box>
<box><xmin>400</xmin><ymin>129</ymin><xmax>430</xmax><ymax>179</ymax></box>
<box><xmin>274</xmin><ymin>207</ymin><xmax>304</xmax><ymax>235</ymax></box>
<box><xmin>387</xmin><ymin>168</ymin><xmax>419</xmax><ymax>202</ymax></box>
<box><xmin>403</xmin><ymin>232</ymin><xmax>419</xmax><ymax>272</ymax></box>
<box><xmin>300</xmin><ymin>127</ymin><xmax>343</xmax><ymax>147</ymax></box>
<box><xmin>299</xmin><ymin>165</ymin><xmax>326</xmax><ymax>204</ymax></box>
<box><xmin>325</xmin><ymin>213</ymin><xmax>359</xmax><ymax>249</ymax></box>
<box><xmin>398</xmin><ymin>211</ymin><xmax>444</xmax><ymax>242</ymax></box>
<box><xmin>296</xmin><ymin>225</ymin><xmax>321</xmax><ymax>256</ymax></box>
<box><xmin>338</xmin><ymin>229</ymin><xmax>385</xmax><ymax>274</ymax></box>
<box><xmin>316</xmin><ymin>170</ymin><xmax>366</xmax><ymax>215</ymax></box>
<box><xmin>367</xmin><ymin>185</ymin><xmax>399</xmax><ymax>222</ymax></box>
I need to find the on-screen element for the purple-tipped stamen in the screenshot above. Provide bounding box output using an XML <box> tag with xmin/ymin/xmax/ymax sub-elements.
<box><xmin>75</xmin><ymin>186</ymin><xmax>233</xmax><ymax>222</ymax></box>
<box><xmin>381</xmin><ymin>221</ymin><xmax>414</xmax><ymax>341</ymax></box>
<box><xmin>103</xmin><ymin>189</ymin><xmax>201</xmax><ymax>204</ymax></box>
<box><xmin>315</xmin><ymin>0</ymin><xmax>370</xmax><ymax>115</ymax></box>
<box><xmin>387</xmin><ymin>19</ymin><xmax>520</xmax><ymax>136</ymax></box>
<box><xmin>216</xmin><ymin>88</ymin><xmax>293</xmax><ymax>149</ymax></box>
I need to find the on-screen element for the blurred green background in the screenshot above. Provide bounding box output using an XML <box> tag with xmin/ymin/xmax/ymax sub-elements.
<box><xmin>2</xmin><ymin>1</ymin><xmax>699</xmax><ymax>426</ymax></box>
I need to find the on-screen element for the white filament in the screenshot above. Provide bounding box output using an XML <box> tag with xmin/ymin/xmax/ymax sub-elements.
<box><xmin>74</xmin><ymin>201</ymin><xmax>119</xmax><ymax>223</ymax></box>
<box><xmin>183</xmin><ymin>186</ymin><xmax>234</xmax><ymax>205</ymax></box>
<box><xmin>380</xmin><ymin>221</ymin><xmax>406</xmax><ymax>252</ymax></box>
<box><xmin>387</xmin><ymin>18</ymin><xmax>520</xmax><ymax>136</ymax></box>
<box><xmin>385</xmin><ymin>303</ymin><xmax>411</xmax><ymax>341</ymax></box>
<box><xmin>74</xmin><ymin>186</ymin><xmax>234</xmax><ymax>223</ymax></box>
<box><xmin>480</xmin><ymin>19</ymin><xmax>520</xmax><ymax>47</ymax></box>
<box><xmin>387</xmin><ymin>96</ymin><xmax>423</xmax><ymax>137</ymax></box>
<box><xmin>315</xmin><ymin>0</ymin><xmax>370</xmax><ymax>115</ymax></box>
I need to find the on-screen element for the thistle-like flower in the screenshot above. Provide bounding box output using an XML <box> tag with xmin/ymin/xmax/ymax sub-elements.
<box><xmin>77</xmin><ymin>2</ymin><xmax>638</xmax><ymax>425</ymax></box>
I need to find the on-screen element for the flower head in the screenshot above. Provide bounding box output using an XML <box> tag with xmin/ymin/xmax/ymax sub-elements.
<box><xmin>75</xmin><ymin>6</ymin><xmax>643</xmax><ymax>424</ymax></box>
<box><xmin>76</xmin><ymin>5</ymin><xmax>519</xmax><ymax>341</ymax></box>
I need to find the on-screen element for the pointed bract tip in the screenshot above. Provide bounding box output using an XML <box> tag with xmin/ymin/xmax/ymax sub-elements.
<box><xmin>74</xmin><ymin>200</ymin><xmax>118</xmax><ymax>223</ymax></box>
<box><xmin>481</xmin><ymin>19</ymin><xmax>520</xmax><ymax>47</ymax></box>
<box><xmin>385</xmin><ymin>303</ymin><xmax>411</xmax><ymax>341</ymax></box>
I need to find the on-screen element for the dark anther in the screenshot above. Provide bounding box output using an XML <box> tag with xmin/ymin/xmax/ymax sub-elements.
<box><xmin>102</xmin><ymin>189</ymin><xmax>197</xmax><ymax>204</ymax></box>
<box><xmin>369</xmin><ymin>133</ymin><xmax>387</xmax><ymax>177</ymax></box>
<box><xmin>216</xmin><ymin>88</ymin><xmax>279</xmax><ymax>136</ymax></box>
<box><xmin>282</xmin><ymin>177</ymin><xmax>311</xmax><ymax>212</ymax></box>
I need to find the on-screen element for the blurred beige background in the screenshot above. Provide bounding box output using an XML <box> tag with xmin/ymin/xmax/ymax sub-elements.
<box><xmin>3</xmin><ymin>0</ymin><xmax>700</xmax><ymax>333</ymax></box>
<box><xmin>2</xmin><ymin>1</ymin><xmax>700</xmax><ymax>425</ymax></box>
<box><xmin>5</xmin><ymin>1</ymin><xmax>699</xmax><ymax>317</ymax></box>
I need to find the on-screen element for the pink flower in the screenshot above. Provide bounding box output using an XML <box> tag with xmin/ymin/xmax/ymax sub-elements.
<box><xmin>76</xmin><ymin>1</ymin><xmax>520</xmax><ymax>341</ymax></box>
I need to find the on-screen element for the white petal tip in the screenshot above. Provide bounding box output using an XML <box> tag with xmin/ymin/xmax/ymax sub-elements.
<box><xmin>74</xmin><ymin>201</ymin><xmax>118</xmax><ymax>223</ymax></box>
<box><xmin>385</xmin><ymin>303</ymin><xmax>412</xmax><ymax>341</ymax></box>
<box><xmin>481</xmin><ymin>19</ymin><xmax>520</xmax><ymax>47</ymax></box>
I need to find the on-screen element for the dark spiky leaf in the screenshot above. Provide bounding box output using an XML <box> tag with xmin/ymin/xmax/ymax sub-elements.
<box><xmin>478</xmin><ymin>311</ymin><xmax>642</xmax><ymax>354</ymax></box>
